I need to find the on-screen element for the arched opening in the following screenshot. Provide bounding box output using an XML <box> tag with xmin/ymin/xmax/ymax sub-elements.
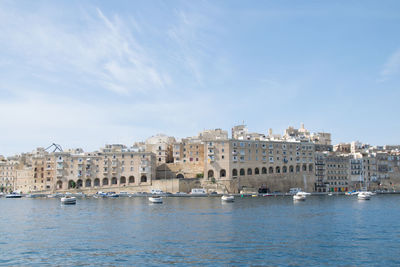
<box><xmin>68</xmin><ymin>180</ymin><xmax>76</xmax><ymax>189</ymax></box>
<box><xmin>176</xmin><ymin>173</ymin><xmax>184</xmax><ymax>179</ymax></box>
<box><xmin>309</xmin><ymin>164</ymin><xmax>313</xmax><ymax>172</ymax></box>
<box><xmin>302</xmin><ymin>164</ymin><xmax>307</xmax><ymax>171</ymax></box>
<box><xmin>220</xmin><ymin>169</ymin><xmax>226</xmax><ymax>178</ymax></box>
<box><xmin>283</xmin><ymin>166</ymin><xmax>287</xmax><ymax>173</ymax></box>
<box><xmin>232</xmin><ymin>169</ymin><xmax>238</xmax><ymax>177</ymax></box>
<box><xmin>262</xmin><ymin>167</ymin><xmax>267</xmax><ymax>174</ymax></box>
<box><xmin>247</xmin><ymin>168</ymin><xmax>252</xmax><ymax>175</ymax></box>
<box><xmin>111</xmin><ymin>177</ymin><xmax>118</xmax><ymax>185</ymax></box>
<box><xmin>56</xmin><ymin>180</ymin><xmax>63</xmax><ymax>190</ymax></box>
<box><xmin>276</xmin><ymin>166</ymin><xmax>281</xmax><ymax>173</ymax></box>
<box><xmin>77</xmin><ymin>179</ymin><xmax>83</xmax><ymax>188</ymax></box>
<box><xmin>141</xmin><ymin>175</ymin><xmax>147</xmax><ymax>183</ymax></box>
<box><xmin>129</xmin><ymin>176</ymin><xmax>135</xmax><ymax>183</ymax></box>
<box><xmin>269</xmin><ymin>167</ymin><xmax>274</xmax><ymax>174</ymax></box>
<box><xmin>296</xmin><ymin>165</ymin><xmax>300</xmax><ymax>173</ymax></box>
<box><xmin>94</xmin><ymin>178</ymin><xmax>100</xmax><ymax>187</ymax></box>
<box><xmin>240</xmin><ymin>168</ymin><xmax>245</xmax><ymax>176</ymax></box>
<box><xmin>102</xmin><ymin>178</ymin><xmax>109</xmax><ymax>186</ymax></box>
<box><xmin>208</xmin><ymin>170</ymin><xmax>214</xmax><ymax>179</ymax></box>
<box><xmin>289</xmin><ymin>166</ymin><xmax>294</xmax><ymax>173</ymax></box>
<box><xmin>255</xmin><ymin>168</ymin><xmax>260</xmax><ymax>175</ymax></box>
<box><xmin>85</xmin><ymin>179</ymin><xmax>91</xmax><ymax>187</ymax></box>
<box><xmin>120</xmin><ymin>176</ymin><xmax>126</xmax><ymax>184</ymax></box>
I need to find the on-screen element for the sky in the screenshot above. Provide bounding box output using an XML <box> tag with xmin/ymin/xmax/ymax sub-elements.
<box><xmin>1</xmin><ymin>0</ymin><xmax>400</xmax><ymax>156</ymax></box>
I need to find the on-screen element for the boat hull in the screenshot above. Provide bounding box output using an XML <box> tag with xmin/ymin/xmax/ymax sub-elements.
<box><xmin>61</xmin><ymin>197</ymin><xmax>76</xmax><ymax>204</ymax></box>
<box><xmin>149</xmin><ymin>197</ymin><xmax>163</xmax><ymax>203</ymax></box>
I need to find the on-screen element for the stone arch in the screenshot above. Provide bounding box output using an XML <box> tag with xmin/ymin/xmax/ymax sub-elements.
<box><xmin>208</xmin><ymin>170</ymin><xmax>214</xmax><ymax>179</ymax></box>
<box><xmin>276</xmin><ymin>166</ymin><xmax>281</xmax><ymax>173</ymax></box>
<box><xmin>302</xmin><ymin>164</ymin><xmax>307</xmax><ymax>171</ymax></box>
<box><xmin>220</xmin><ymin>169</ymin><xmax>226</xmax><ymax>178</ymax></box>
<box><xmin>120</xmin><ymin>176</ymin><xmax>126</xmax><ymax>184</ymax></box>
<box><xmin>262</xmin><ymin>167</ymin><xmax>267</xmax><ymax>174</ymax></box>
<box><xmin>176</xmin><ymin>173</ymin><xmax>184</xmax><ymax>179</ymax></box>
<box><xmin>94</xmin><ymin>178</ymin><xmax>100</xmax><ymax>187</ymax></box>
<box><xmin>141</xmin><ymin>175</ymin><xmax>147</xmax><ymax>183</ymax></box>
<box><xmin>289</xmin><ymin>165</ymin><xmax>294</xmax><ymax>173</ymax></box>
<box><xmin>232</xmin><ymin>169</ymin><xmax>238</xmax><ymax>177</ymax></box>
<box><xmin>309</xmin><ymin>164</ymin><xmax>313</xmax><ymax>172</ymax></box>
<box><xmin>269</xmin><ymin>167</ymin><xmax>274</xmax><ymax>174</ymax></box>
<box><xmin>56</xmin><ymin>180</ymin><xmax>63</xmax><ymax>190</ymax></box>
<box><xmin>102</xmin><ymin>178</ymin><xmax>109</xmax><ymax>186</ymax></box>
<box><xmin>77</xmin><ymin>179</ymin><xmax>83</xmax><ymax>188</ymax></box>
<box><xmin>68</xmin><ymin>180</ymin><xmax>76</xmax><ymax>189</ymax></box>
<box><xmin>296</xmin><ymin>165</ymin><xmax>300</xmax><ymax>172</ymax></box>
<box><xmin>129</xmin><ymin>176</ymin><xmax>135</xmax><ymax>183</ymax></box>
<box><xmin>247</xmin><ymin>168</ymin><xmax>252</xmax><ymax>175</ymax></box>
<box><xmin>85</xmin><ymin>179</ymin><xmax>91</xmax><ymax>187</ymax></box>
<box><xmin>283</xmin><ymin>166</ymin><xmax>287</xmax><ymax>173</ymax></box>
<box><xmin>240</xmin><ymin>168</ymin><xmax>245</xmax><ymax>176</ymax></box>
<box><xmin>111</xmin><ymin>177</ymin><xmax>118</xmax><ymax>185</ymax></box>
<box><xmin>255</xmin><ymin>168</ymin><xmax>260</xmax><ymax>175</ymax></box>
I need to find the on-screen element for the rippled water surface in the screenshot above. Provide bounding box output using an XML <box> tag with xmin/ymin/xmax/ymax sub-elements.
<box><xmin>1</xmin><ymin>195</ymin><xmax>400</xmax><ymax>266</ymax></box>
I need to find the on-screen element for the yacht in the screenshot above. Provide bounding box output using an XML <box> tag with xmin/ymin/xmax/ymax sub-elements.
<box><xmin>61</xmin><ymin>196</ymin><xmax>76</xmax><ymax>204</ymax></box>
<box><xmin>221</xmin><ymin>195</ymin><xmax>234</xmax><ymax>202</ymax></box>
<box><xmin>190</xmin><ymin>188</ymin><xmax>207</xmax><ymax>196</ymax></box>
<box><xmin>357</xmin><ymin>191</ymin><xmax>372</xmax><ymax>200</ymax></box>
<box><xmin>5</xmin><ymin>192</ymin><xmax>22</xmax><ymax>198</ymax></box>
<box><xmin>149</xmin><ymin>196</ymin><xmax>163</xmax><ymax>203</ymax></box>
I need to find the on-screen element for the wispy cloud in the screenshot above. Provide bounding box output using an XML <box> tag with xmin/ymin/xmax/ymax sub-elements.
<box><xmin>379</xmin><ymin>48</ymin><xmax>400</xmax><ymax>82</ymax></box>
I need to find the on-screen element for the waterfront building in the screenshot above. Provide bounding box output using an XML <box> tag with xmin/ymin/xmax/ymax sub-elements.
<box><xmin>145</xmin><ymin>134</ymin><xmax>175</xmax><ymax>165</ymax></box>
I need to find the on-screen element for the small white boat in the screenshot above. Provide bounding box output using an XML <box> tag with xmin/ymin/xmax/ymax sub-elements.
<box><xmin>293</xmin><ymin>191</ymin><xmax>309</xmax><ymax>201</ymax></box>
<box><xmin>61</xmin><ymin>196</ymin><xmax>76</xmax><ymax>204</ymax></box>
<box><xmin>149</xmin><ymin>196</ymin><xmax>163</xmax><ymax>203</ymax></box>
<box><xmin>5</xmin><ymin>192</ymin><xmax>22</xmax><ymax>198</ymax></box>
<box><xmin>328</xmin><ymin>193</ymin><xmax>333</xmax><ymax>196</ymax></box>
<box><xmin>357</xmin><ymin>192</ymin><xmax>371</xmax><ymax>200</ymax></box>
<box><xmin>221</xmin><ymin>195</ymin><xmax>234</xmax><ymax>202</ymax></box>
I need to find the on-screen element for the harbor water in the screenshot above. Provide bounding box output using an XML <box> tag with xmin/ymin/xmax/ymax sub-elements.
<box><xmin>1</xmin><ymin>195</ymin><xmax>400</xmax><ymax>266</ymax></box>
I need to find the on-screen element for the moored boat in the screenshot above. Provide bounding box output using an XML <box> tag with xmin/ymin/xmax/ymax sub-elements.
<box><xmin>357</xmin><ymin>192</ymin><xmax>371</xmax><ymax>200</ymax></box>
<box><xmin>221</xmin><ymin>195</ymin><xmax>234</xmax><ymax>202</ymax></box>
<box><xmin>5</xmin><ymin>192</ymin><xmax>22</xmax><ymax>198</ymax></box>
<box><xmin>61</xmin><ymin>196</ymin><xmax>76</xmax><ymax>204</ymax></box>
<box><xmin>293</xmin><ymin>191</ymin><xmax>309</xmax><ymax>201</ymax></box>
<box><xmin>149</xmin><ymin>196</ymin><xmax>163</xmax><ymax>203</ymax></box>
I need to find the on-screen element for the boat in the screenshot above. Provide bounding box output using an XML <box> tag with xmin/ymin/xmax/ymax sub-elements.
<box><xmin>5</xmin><ymin>192</ymin><xmax>22</xmax><ymax>198</ymax></box>
<box><xmin>221</xmin><ymin>195</ymin><xmax>234</xmax><ymax>202</ymax></box>
<box><xmin>328</xmin><ymin>193</ymin><xmax>333</xmax><ymax>196</ymax></box>
<box><xmin>190</xmin><ymin>188</ymin><xmax>207</xmax><ymax>196</ymax></box>
<box><xmin>106</xmin><ymin>192</ymin><xmax>119</xmax><ymax>198</ymax></box>
<box><xmin>148</xmin><ymin>196</ymin><xmax>163</xmax><ymax>203</ymax></box>
<box><xmin>357</xmin><ymin>191</ymin><xmax>371</xmax><ymax>200</ymax></box>
<box><xmin>61</xmin><ymin>196</ymin><xmax>76</xmax><ymax>204</ymax></box>
<box><xmin>293</xmin><ymin>191</ymin><xmax>309</xmax><ymax>201</ymax></box>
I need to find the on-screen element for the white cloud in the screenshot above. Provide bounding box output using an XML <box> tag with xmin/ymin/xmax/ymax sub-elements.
<box><xmin>379</xmin><ymin>48</ymin><xmax>400</xmax><ymax>81</ymax></box>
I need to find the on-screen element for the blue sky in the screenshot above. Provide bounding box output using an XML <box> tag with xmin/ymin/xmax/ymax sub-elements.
<box><xmin>1</xmin><ymin>0</ymin><xmax>400</xmax><ymax>156</ymax></box>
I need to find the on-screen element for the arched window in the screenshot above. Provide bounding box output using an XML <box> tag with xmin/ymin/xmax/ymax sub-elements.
<box><xmin>220</xmin><ymin>169</ymin><xmax>226</xmax><ymax>178</ymax></box>
<box><xmin>94</xmin><ymin>178</ymin><xmax>100</xmax><ymax>186</ymax></box>
<box><xmin>302</xmin><ymin>164</ymin><xmax>307</xmax><ymax>171</ymax></box>
<box><xmin>208</xmin><ymin>170</ymin><xmax>214</xmax><ymax>178</ymax></box>
<box><xmin>232</xmin><ymin>169</ymin><xmax>238</xmax><ymax>177</ymax></box>
<box><xmin>111</xmin><ymin>177</ymin><xmax>117</xmax><ymax>185</ymax></box>
<box><xmin>240</xmin><ymin>168</ymin><xmax>245</xmax><ymax>176</ymax></box>
<box><xmin>276</xmin><ymin>166</ymin><xmax>280</xmax><ymax>173</ymax></box>
<box><xmin>296</xmin><ymin>165</ymin><xmax>300</xmax><ymax>172</ymax></box>
<box><xmin>128</xmin><ymin>176</ymin><xmax>135</xmax><ymax>183</ymax></box>
<box><xmin>262</xmin><ymin>167</ymin><xmax>267</xmax><ymax>174</ymax></box>
<box><xmin>309</xmin><ymin>164</ymin><xmax>313</xmax><ymax>172</ymax></box>
<box><xmin>77</xmin><ymin>179</ymin><xmax>83</xmax><ymax>188</ymax></box>
<box><xmin>57</xmin><ymin>181</ymin><xmax>63</xmax><ymax>189</ymax></box>
<box><xmin>141</xmin><ymin>175</ymin><xmax>147</xmax><ymax>183</ymax></box>
<box><xmin>177</xmin><ymin>173</ymin><xmax>184</xmax><ymax>179</ymax></box>
<box><xmin>102</xmin><ymin>178</ymin><xmax>109</xmax><ymax>186</ymax></box>
<box><xmin>120</xmin><ymin>176</ymin><xmax>126</xmax><ymax>184</ymax></box>
<box><xmin>247</xmin><ymin>168</ymin><xmax>252</xmax><ymax>175</ymax></box>
<box><xmin>289</xmin><ymin>166</ymin><xmax>294</xmax><ymax>173</ymax></box>
<box><xmin>255</xmin><ymin>168</ymin><xmax>260</xmax><ymax>175</ymax></box>
<box><xmin>283</xmin><ymin>166</ymin><xmax>287</xmax><ymax>173</ymax></box>
<box><xmin>85</xmin><ymin>179</ymin><xmax>91</xmax><ymax>187</ymax></box>
<box><xmin>68</xmin><ymin>180</ymin><xmax>76</xmax><ymax>189</ymax></box>
<box><xmin>269</xmin><ymin>167</ymin><xmax>274</xmax><ymax>174</ymax></box>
